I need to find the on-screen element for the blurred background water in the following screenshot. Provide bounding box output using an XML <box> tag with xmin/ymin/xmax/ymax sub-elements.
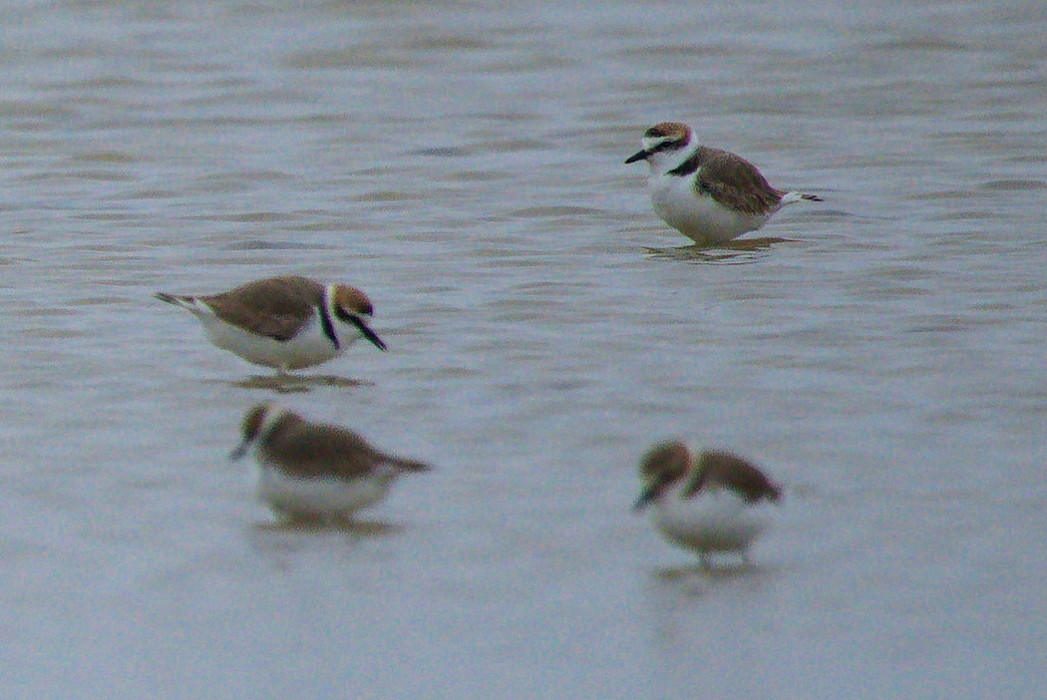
<box><xmin>1</xmin><ymin>1</ymin><xmax>1045</xmax><ymax>697</ymax></box>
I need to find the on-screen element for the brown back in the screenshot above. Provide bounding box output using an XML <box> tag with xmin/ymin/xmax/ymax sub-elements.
<box><xmin>261</xmin><ymin>413</ymin><xmax>430</xmax><ymax>480</ymax></box>
<box><xmin>684</xmin><ymin>449</ymin><xmax>782</xmax><ymax>503</ymax></box>
<box><xmin>693</xmin><ymin>147</ymin><xmax>784</xmax><ymax>216</ymax></box>
<box><xmin>204</xmin><ymin>276</ymin><xmax>325</xmax><ymax>341</ymax></box>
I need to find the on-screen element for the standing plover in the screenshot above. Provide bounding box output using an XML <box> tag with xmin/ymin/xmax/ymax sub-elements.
<box><xmin>634</xmin><ymin>441</ymin><xmax>782</xmax><ymax>567</ymax></box>
<box><xmin>626</xmin><ymin>121</ymin><xmax>822</xmax><ymax>245</ymax></box>
<box><xmin>155</xmin><ymin>275</ymin><xmax>386</xmax><ymax>373</ymax></box>
<box><xmin>231</xmin><ymin>403</ymin><xmax>430</xmax><ymax>523</ymax></box>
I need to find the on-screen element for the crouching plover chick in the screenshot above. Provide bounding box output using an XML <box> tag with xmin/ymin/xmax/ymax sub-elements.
<box><xmin>626</xmin><ymin>121</ymin><xmax>822</xmax><ymax>245</ymax></box>
<box><xmin>634</xmin><ymin>441</ymin><xmax>782</xmax><ymax>567</ymax></box>
<box><xmin>155</xmin><ymin>275</ymin><xmax>386</xmax><ymax>374</ymax></box>
<box><xmin>231</xmin><ymin>403</ymin><xmax>430</xmax><ymax>524</ymax></box>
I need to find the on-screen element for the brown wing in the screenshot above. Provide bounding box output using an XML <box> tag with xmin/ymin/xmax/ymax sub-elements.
<box><xmin>686</xmin><ymin>450</ymin><xmax>782</xmax><ymax>503</ymax></box>
<box><xmin>695</xmin><ymin>147</ymin><xmax>784</xmax><ymax>216</ymax></box>
<box><xmin>263</xmin><ymin>422</ymin><xmax>430</xmax><ymax>480</ymax></box>
<box><xmin>262</xmin><ymin>423</ymin><xmax>385</xmax><ymax>479</ymax></box>
<box><xmin>203</xmin><ymin>276</ymin><xmax>324</xmax><ymax>341</ymax></box>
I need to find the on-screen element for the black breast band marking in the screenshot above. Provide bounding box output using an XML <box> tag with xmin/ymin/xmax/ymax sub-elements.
<box><xmin>667</xmin><ymin>151</ymin><xmax>702</xmax><ymax>177</ymax></box>
<box><xmin>318</xmin><ymin>304</ymin><xmax>340</xmax><ymax>350</ymax></box>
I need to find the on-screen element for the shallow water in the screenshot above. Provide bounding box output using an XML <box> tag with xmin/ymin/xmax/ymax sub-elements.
<box><xmin>1</xmin><ymin>1</ymin><xmax>1045</xmax><ymax>698</ymax></box>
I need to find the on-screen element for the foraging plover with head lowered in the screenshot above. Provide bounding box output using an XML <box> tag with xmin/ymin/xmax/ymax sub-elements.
<box><xmin>155</xmin><ymin>275</ymin><xmax>386</xmax><ymax>374</ymax></box>
<box><xmin>626</xmin><ymin>121</ymin><xmax>822</xmax><ymax>245</ymax></box>
<box><xmin>231</xmin><ymin>403</ymin><xmax>430</xmax><ymax>524</ymax></box>
<box><xmin>634</xmin><ymin>440</ymin><xmax>782</xmax><ymax>567</ymax></box>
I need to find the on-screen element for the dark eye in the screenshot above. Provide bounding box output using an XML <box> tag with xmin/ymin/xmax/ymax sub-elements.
<box><xmin>644</xmin><ymin>127</ymin><xmax>664</xmax><ymax>138</ymax></box>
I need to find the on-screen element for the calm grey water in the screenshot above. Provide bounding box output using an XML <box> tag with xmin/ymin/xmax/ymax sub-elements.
<box><xmin>1</xmin><ymin>1</ymin><xmax>1045</xmax><ymax>698</ymax></box>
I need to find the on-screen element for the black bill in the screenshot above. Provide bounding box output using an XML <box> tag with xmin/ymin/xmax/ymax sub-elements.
<box><xmin>351</xmin><ymin>315</ymin><xmax>388</xmax><ymax>351</ymax></box>
<box><xmin>624</xmin><ymin>149</ymin><xmax>650</xmax><ymax>164</ymax></box>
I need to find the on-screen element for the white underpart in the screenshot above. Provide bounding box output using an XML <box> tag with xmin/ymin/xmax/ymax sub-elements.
<box><xmin>254</xmin><ymin>462</ymin><xmax>396</xmax><ymax>520</ymax></box>
<box><xmin>650</xmin><ymin>481</ymin><xmax>772</xmax><ymax>559</ymax></box>
<box><xmin>183</xmin><ymin>297</ymin><xmax>360</xmax><ymax>371</ymax></box>
<box><xmin>648</xmin><ymin>174</ymin><xmax>772</xmax><ymax>244</ymax></box>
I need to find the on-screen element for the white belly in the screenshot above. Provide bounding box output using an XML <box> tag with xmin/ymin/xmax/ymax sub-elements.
<box><xmin>200</xmin><ymin>313</ymin><xmax>340</xmax><ymax>370</ymax></box>
<box><xmin>650</xmin><ymin>177</ymin><xmax>770</xmax><ymax>244</ymax></box>
<box><xmin>652</xmin><ymin>488</ymin><xmax>771</xmax><ymax>555</ymax></box>
<box><xmin>255</xmin><ymin>465</ymin><xmax>392</xmax><ymax>520</ymax></box>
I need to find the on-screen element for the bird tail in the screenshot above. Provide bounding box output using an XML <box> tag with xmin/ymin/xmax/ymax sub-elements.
<box><xmin>388</xmin><ymin>456</ymin><xmax>431</xmax><ymax>473</ymax></box>
<box><xmin>779</xmin><ymin>191</ymin><xmax>823</xmax><ymax>206</ymax></box>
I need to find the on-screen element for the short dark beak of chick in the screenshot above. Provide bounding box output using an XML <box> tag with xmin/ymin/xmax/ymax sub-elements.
<box><xmin>632</xmin><ymin>486</ymin><xmax>656</xmax><ymax>513</ymax></box>
<box><xmin>229</xmin><ymin>441</ymin><xmax>249</xmax><ymax>461</ymax></box>
<box><xmin>351</xmin><ymin>315</ymin><xmax>388</xmax><ymax>351</ymax></box>
<box><xmin>624</xmin><ymin>149</ymin><xmax>650</xmax><ymax>164</ymax></box>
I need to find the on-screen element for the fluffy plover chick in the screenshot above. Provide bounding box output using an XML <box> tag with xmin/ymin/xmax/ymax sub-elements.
<box><xmin>625</xmin><ymin>121</ymin><xmax>822</xmax><ymax>245</ymax></box>
<box><xmin>634</xmin><ymin>441</ymin><xmax>782</xmax><ymax>567</ymax></box>
<box><xmin>230</xmin><ymin>403</ymin><xmax>430</xmax><ymax>523</ymax></box>
<box><xmin>155</xmin><ymin>275</ymin><xmax>386</xmax><ymax>373</ymax></box>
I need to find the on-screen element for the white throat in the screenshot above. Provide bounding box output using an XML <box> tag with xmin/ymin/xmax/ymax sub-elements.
<box><xmin>647</xmin><ymin>139</ymin><xmax>699</xmax><ymax>176</ymax></box>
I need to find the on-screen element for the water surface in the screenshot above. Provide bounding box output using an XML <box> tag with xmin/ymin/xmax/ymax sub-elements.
<box><xmin>1</xmin><ymin>1</ymin><xmax>1045</xmax><ymax>698</ymax></box>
